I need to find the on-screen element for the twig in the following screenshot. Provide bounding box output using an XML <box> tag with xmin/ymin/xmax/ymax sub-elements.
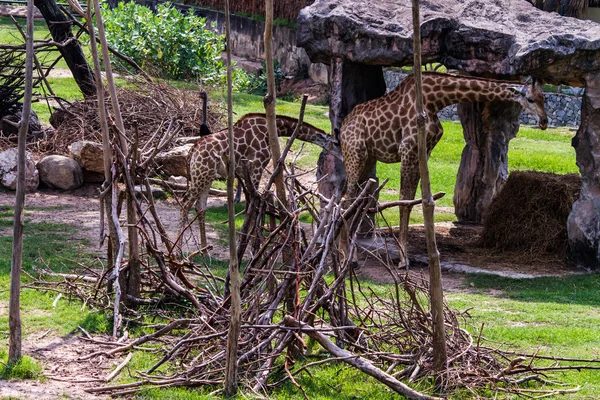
<box><xmin>105</xmin><ymin>352</ymin><xmax>133</xmax><ymax>382</ymax></box>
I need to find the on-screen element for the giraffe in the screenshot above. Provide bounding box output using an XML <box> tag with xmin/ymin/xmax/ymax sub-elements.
<box><xmin>339</xmin><ymin>72</ymin><xmax>548</xmax><ymax>266</ymax></box>
<box><xmin>179</xmin><ymin>113</ymin><xmax>341</xmax><ymax>251</ymax></box>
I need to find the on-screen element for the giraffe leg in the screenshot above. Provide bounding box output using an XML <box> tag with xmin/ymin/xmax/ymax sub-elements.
<box><xmin>398</xmin><ymin>119</ymin><xmax>443</xmax><ymax>268</ymax></box>
<box><xmin>339</xmin><ymin>160</ymin><xmax>365</xmax><ymax>269</ymax></box>
<box><xmin>339</xmin><ymin>178</ymin><xmax>359</xmax><ymax>267</ymax></box>
<box><xmin>178</xmin><ymin>192</ymin><xmax>194</xmax><ymax>253</ymax></box>
<box><xmin>195</xmin><ymin>188</ymin><xmax>211</xmax><ymax>254</ymax></box>
<box><xmin>234</xmin><ymin>182</ymin><xmax>243</xmax><ymax>204</ymax></box>
<box><xmin>399</xmin><ymin>162</ymin><xmax>420</xmax><ymax>269</ymax></box>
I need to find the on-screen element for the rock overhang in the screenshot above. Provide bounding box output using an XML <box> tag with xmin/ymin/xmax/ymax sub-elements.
<box><xmin>297</xmin><ymin>0</ymin><xmax>600</xmax><ymax>85</ymax></box>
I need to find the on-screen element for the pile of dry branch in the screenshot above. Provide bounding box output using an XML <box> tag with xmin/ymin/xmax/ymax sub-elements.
<box><xmin>37</xmin><ymin>77</ymin><xmax>224</xmax><ymax>155</ymax></box>
<box><xmin>481</xmin><ymin>171</ymin><xmax>581</xmax><ymax>258</ymax></box>
<box><xmin>29</xmin><ymin>141</ymin><xmax>599</xmax><ymax>398</ymax></box>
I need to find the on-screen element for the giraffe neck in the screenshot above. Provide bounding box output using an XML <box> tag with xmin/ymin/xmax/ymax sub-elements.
<box><xmin>418</xmin><ymin>73</ymin><xmax>520</xmax><ymax>112</ymax></box>
<box><xmin>274</xmin><ymin>115</ymin><xmax>331</xmax><ymax>149</ymax></box>
<box><xmin>240</xmin><ymin>113</ymin><xmax>333</xmax><ymax>150</ymax></box>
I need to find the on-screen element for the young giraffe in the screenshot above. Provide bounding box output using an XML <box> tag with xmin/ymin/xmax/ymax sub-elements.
<box><xmin>339</xmin><ymin>72</ymin><xmax>548</xmax><ymax>266</ymax></box>
<box><xmin>180</xmin><ymin>113</ymin><xmax>341</xmax><ymax>251</ymax></box>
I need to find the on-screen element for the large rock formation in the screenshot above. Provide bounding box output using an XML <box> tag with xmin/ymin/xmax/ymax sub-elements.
<box><xmin>567</xmin><ymin>71</ymin><xmax>600</xmax><ymax>268</ymax></box>
<box><xmin>297</xmin><ymin>0</ymin><xmax>600</xmax><ymax>85</ymax></box>
<box><xmin>297</xmin><ymin>0</ymin><xmax>600</xmax><ymax>268</ymax></box>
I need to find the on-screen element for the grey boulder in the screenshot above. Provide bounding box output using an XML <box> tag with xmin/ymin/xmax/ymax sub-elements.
<box><xmin>37</xmin><ymin>155</ymin><xmax>83</xmax><ymax>191</ymax></box>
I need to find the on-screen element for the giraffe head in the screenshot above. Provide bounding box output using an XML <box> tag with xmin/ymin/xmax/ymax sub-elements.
<box><xmin>509</xmin><ymin>79</ymin><xmax>548</xmax><ymax>130</ymax></box>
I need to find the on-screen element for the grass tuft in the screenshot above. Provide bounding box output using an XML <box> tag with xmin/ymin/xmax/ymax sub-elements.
<box><xmin>0</xmin><ymin>351</ymin><xmax>42</xmax><ymax>380</ymax></box>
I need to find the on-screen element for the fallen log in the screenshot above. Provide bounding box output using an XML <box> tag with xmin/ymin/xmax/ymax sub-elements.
<box><xmin>283</xmin><ymin>316</ymin><xmax>445</xmax><ymax>400</ymax></box>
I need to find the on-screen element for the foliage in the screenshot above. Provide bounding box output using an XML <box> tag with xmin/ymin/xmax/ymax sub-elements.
<box><xmin>101</xmin><ymin>1</ymin><xmax>246</xmax><ymax>86</ymax></box>
<box><xmin>244</xmin><ymin>60</ymin><xmax>286</xmax><ymax>95</ymax></box>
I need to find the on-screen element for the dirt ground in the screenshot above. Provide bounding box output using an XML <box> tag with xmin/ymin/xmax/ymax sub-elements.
<box><xmin>0</xmin><ymin>187</ymin><xmax>232</xmax><ymax>399</ymax></box>
<box><xmin>0</xmin><ymin>185</ymin><xmax>585</xmax><ymax>398</ymax></box>
<box><xmin>0</xmin><ymin>334</ymin><xmax>114</xmax><ymax>400</ymax></box>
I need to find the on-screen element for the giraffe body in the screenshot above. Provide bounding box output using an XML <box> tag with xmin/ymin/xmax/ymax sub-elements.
<box><xmin>339</xmin><ymin>72</ymin><xmax>548</xmax><ymax>266</ymax></box>
<box><xmin>180</xmin><ymin>113</ymin><xmax>339</xmax><ymax>251</ymax></box>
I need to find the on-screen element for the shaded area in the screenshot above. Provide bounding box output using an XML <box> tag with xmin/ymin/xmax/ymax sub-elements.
<box><xmin>297</xmin><ymin>0</ymin><xmax>600</xmax><ymax>268</ymax></box>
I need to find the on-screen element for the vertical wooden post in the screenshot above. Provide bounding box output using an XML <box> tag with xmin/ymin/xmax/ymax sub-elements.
<box><xmin>411</xmin><ymin>0</ymin><xmax>447</xmax><ymax>373</ymax></box>
<box><xmin>264</xmin><ymin>0</ymin><xmax>287</xmax><ymax>207</ymax></box>
<box><xmin>92</xmin><ymin>0</ymin><xmax>141</xmax><ymax>305</ymax></box>
<box><xmin>68</xmin><ymin>0</ymin><xmax>125</xmax><ymax>337</ymax></box>
<box><xmin>9</xmin><ymin>0</ymin><xmax>34</xmax><ymax>363</ymax></box>
<box><xmin>223</xmin><ymin>0</ymin><xmax>241</xmax><ymax>395</ymax></box>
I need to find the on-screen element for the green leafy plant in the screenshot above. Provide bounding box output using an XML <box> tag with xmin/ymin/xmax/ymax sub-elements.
<box><xmin>245</xmin><ymin>60</ymin><xmax>285</xmax><ymax>95</ymax></box>
<box><xmin>101</xmin><ymin>1</ymin><xmax>248</xmax><ymax>87</ymax></box>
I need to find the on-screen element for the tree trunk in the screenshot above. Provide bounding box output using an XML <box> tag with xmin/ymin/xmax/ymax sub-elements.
<box><xmin>9</xmin><ymin>0</ymin><xmax>35</xmax><ymax>364</ymax></box>
<box><xmin>567</xmin><ymin>70</ymin><xmax>600</xmax><ymax>269</ymax></box>
<box><xmin>264</xmin><ymin>0</ymin><xmax>286</xmax><ymax>207</ymax></box>
<box><xmin>34</xmin><ymin>0</ymin><xmax>96</xmax><ymax>97</ymax></box>
<box><xmin>319</xmin><ymin>59</ymin><xmax>385</xmax><ymax>232</ymax></box>
<box><xmin>453</xmin><ymin>101</ymin><xmax>521</xmax><ymax>223</ymax></box>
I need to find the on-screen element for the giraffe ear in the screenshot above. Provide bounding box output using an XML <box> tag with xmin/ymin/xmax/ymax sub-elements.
<box><xmin>508</xmin><ymin>85</ymin><xmax>526</xmax><ymax>96</ymax></box>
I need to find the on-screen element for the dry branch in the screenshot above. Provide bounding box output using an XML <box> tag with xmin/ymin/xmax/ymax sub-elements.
<box><xmin>284</xmin><ymin>316</ymin><xmax>444</xmax><ymax>400</ymax></box>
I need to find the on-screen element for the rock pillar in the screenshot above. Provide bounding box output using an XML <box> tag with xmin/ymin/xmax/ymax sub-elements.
<box><xmin>567</xmin><ymin>72</ymin><xmax>600</xmax><ymax>269</ymax></box>
<box><xmin>317</xmin><ymin>59</ymin><xmax>385</xmax><ymax>232</ymax></box>
<box><xmin>453</xmin><ymin>101</ymin><xmax>521</xmax><ymax>223</ymax></box>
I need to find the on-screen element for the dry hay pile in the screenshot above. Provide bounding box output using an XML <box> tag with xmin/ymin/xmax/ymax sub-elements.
<box><xmin>38</xmin><ymin>78</ymin><xmax>224</xmax><ymax>155</ymax></box>
<box><xmin>481</xmin><ymin>171</ymin><xmax>581</xmax><ymax>258</ymax></box>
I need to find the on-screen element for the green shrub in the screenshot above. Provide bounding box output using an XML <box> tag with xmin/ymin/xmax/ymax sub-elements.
<box><xmin>101</xmin><ymin>1</ymin><xmax>249</xmax><ymax>88</ymax></box>
<box><xmin>245</xmin><ymin>60</ymin><xmax>285</xmax><ymax>95</ymax></box>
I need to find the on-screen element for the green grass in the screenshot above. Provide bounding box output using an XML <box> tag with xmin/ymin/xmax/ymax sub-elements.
<box><xmin>0</xmin><ymin>16</ymin><xmax>73</xmax><ymax>70</ymax></box>
<box><xmin>0</xmin><ymin>205</ymin><xmax>98</xmax><ymax>336</ymax></box>
<box><xmin>0</xmin><ymin>351</ymin><xmax>42</xmax><ymax>380</ymax></box>
<box><xmin>447</xmin><ymin>274</ymin><xmax>600</xmax><ymax>399</ymax></box>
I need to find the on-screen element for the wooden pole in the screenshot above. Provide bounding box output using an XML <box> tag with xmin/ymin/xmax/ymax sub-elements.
<box><xmin>223</xmin><ymin>0</ymin><xmax>241</xmax><ymax>395</ymax></box>
<box><xmin>411</xmin><ymin>0</ymin><xmax>447</xmax><ymax>373</ymax></box>
<box><xmin>68</xmin><ymin>0</ymin><xmax>125</xmax><ymax>337</ymax></box>
<box><xmin>92</xmin><ymin>0</ymin><xmax>141</xmax><ymax>304</ymax></box>
<box><xmin>263</xmin><ymin>0</ymin><xmax>287</xmax><ymax>207</ymax></box>
<box><xmin>8</xmin><ymin>0</ymin><xmax>34</xmax><ymax>363</ymax></box>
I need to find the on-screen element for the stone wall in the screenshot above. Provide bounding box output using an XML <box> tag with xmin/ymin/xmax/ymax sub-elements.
<box><xmin>384</xmin><ymin>70</ymin><xmax>582</xmax><ymax>128</ymax></box>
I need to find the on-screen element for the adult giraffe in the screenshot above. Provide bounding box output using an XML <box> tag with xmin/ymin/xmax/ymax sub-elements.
<box><xmin>180</xmin><ymin>113</ymin><xmax>341</xmax><ymax>252</ymax></box>
<box><xmin>339</xmin><ymin>72</ymin><xmax>548</xmax><ymax>266</ymax></box>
